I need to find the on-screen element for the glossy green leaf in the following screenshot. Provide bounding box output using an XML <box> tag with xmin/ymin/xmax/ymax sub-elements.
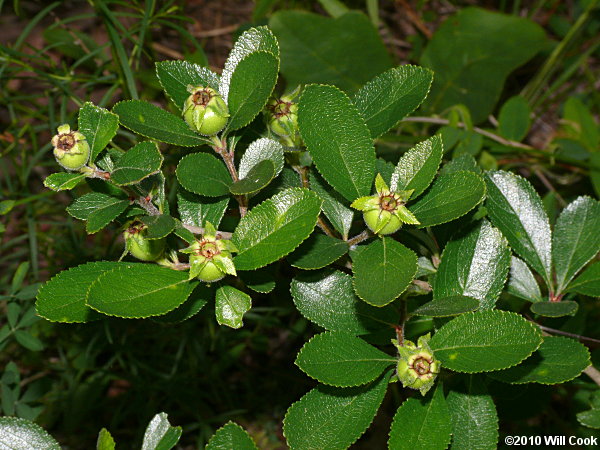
<box><xmin>287</xmin><ymin>233</ymin><xmax>348</xmax><ymax>270</ymax></box>
<box><xmin>429</xmin><ymin>310</ymin><xmax>542</xmax><ymax>373</ymax></box>
<box><xmin>232</xmin><ymin>188</ymin><xmax>322</xmax><ymax>270</ymax></box>
<box><xmin>309</xmin><ymin>171</ymin><xmax>354</xmax><ymax>239</ymax></box>
<box><xmin>577</xmin><ymin>409</ymin><xmax>600</xmax><ymax>429</ymax></box>
<box><xmin>299</xmin><ymin>84</ymin><xmax>376</xmax><ymax>202</ymax></box>
<box><xmin>113</xmin><ymin>100</ymin><xmax>207</xmax><ymax>146</ymax></box>
<box><xmin>67</xmin><ymin>192</ymin><xmax>129</xmax><ymax>234</ymax></box>
<box><xmin>440</xmin><ymin>153</ymin><xmax>481</xmax><ymax>175</ymax></box>
<box><xmin>177</xmin><ymin>190</ymin><xmax>228</xmax><ymax>229</ymax></box>
<box><xmin>238</xmin><ymin>266</ymin><xmax>276</xmax><ymax>293</ymax></box>
<box><xmin>238</xmin><ymin>137</ymin><xmax>284</xmax><ymax>179</ymax></box>
<box><xmin>530</xmin><ymin>301</ymin><xmax>578</xmax><ymax>318</ymax></box>
<box><xmin>412</xmin><ymin>295</ymin><xmax>480</xmax><ymax>317</ymax></box>
<box><xmin>388</xmin><ymin>385</ymin><xmax>452</xmax><ymax>450</ymax></box>
<box><xmin>352</xmin><ymin>237</ymin><xmax>417</xmax><ymax>306</ymax></box>
<box><xmin>296</xmin><ymin>332</ymin><xmax>394</xmax><ymax>387</ymax></box>
<box><xmin>567</xmin><ymin>262</ymin><xmax>600</xmax><ymax>297</ymax></box>
<box><xmin>44</xmin><ymin>172</ymin><xmax>86</xmax><ymax>191</ymax></box>
<box><xmin>485</xmin><ymin>170</ymin><xmax>553</xmax><ymax>287</ymax></box>
<box><xmin>490</xmin><ymin>336</ymin><xmax>589</xmax><ymax>385</ymax></box>
<box><xmin>390</xmin><ymin>135</ymin><xmax>443</xmax><ymax>198</ymax></box>
<box><xmin>206</xmin><ymin>422</ymin><xmax>257</xmax><ymax>450</ymax></box>
<box><xmin>0</xmin><ymin>417</ymin><xmax>60</xmax><ymax>450</ymax></box>
<box><xmin>433</xmin><ymin>220</ymin><xmax>510</xmax><ymax>309</ymax></box>
<box><xmin>141</xmin><ymin>412</ymin><xmax>182</xmax><ymax>450</ymax></box>
<box><xmin>291</xmin><ymin>270</ymin><xmax>399</xmax><ymax>335</ymax></box>
<box><xmin>140</xmin><ymin>215</ymin><xmax>176</xmax><ymax>240</ymax></box>
<box><xmin>78</xmin><ymin>102</ymin><xmax>119</xmax><ymax>162</ymax></box>
<box><xmin>507</xmin><ymin>256</ymin><xmax>542</xmax><ymax>302</ymax></box>
<box><xmin>153</xmin><ymin>284</ymin><xmax>212</xmax><ymax>324</ymax></box>
<box><xmin>270</xmin><ymin>11</ymin><xmax>392</xmax><ymax>94</ymax></box>
<box><xmin>283</xmin><ymin>373</ymin><xmax>389</xmax><ymax>450</ymax></box>
<box><xmin>498</xmin><ymin>96</ymin><xmax>531</xmax><ymax>142</ymax></box>
<box><xmin>176</xmin><ymin>152</ymin><xmax>232</xmax><ymax>197</ymax></box>
<box><xmin>110</xmin><ymin>141</ymin><xmax>163</xmax><ymax>185</ymax></box>
<box><xmin>447</xmin><ymin>376</ymin><xmax>499</xmax><ymax>450</ymax></box>
<box><xmin>229</xmin><ymin>159</ymin><xmax>275</xmax><ymax>195</ymax></box>
<box><xmin>86</xmin><ymin>264</ymin><xmax>197</xmax><ymax>318</ymax></box>
<box><xmin>421</xmin><ymin>7</ymin><xmax>545</xmax><ymax>123</ymax></box>
<box><xmin>215</xmin><ymin>285</ymin><xmax>252</xmax><ymax>329</ymax></box>
<box><xmin>553</xmin><ymin>196</ymin><xmax>600</xmax><ymax>293</ymax></box>
<box><xmin>66</xmin><ymin>192</ymin><xmax>125</xmax><ymax>220</ymax></box>
<box><xmin>156</xmin><ymin>60</ymin><xmax>220</xmax><ymax>110</ymax></box>
<box><xmin>96</xmin><ymin>428</ymin><xmax>116</xmax><ymax>450</ymax></box>
<box><xmin>355</xmin><ymin>65</ymin><xmax>433</xmax><ymax>139</ymax></box>
<box><xmin>36</xmin><ymin>261</ymin><xmax>119</xmax><ymax>323</ymax></box>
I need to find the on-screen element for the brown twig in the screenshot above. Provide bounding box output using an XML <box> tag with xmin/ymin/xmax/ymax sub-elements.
<box><xmin>347</xmin><ymin>230</ymin><xmax>372</xmax><ymax>246</ymax></box>
<box><xmin>181</xmin><ymin>223</ymin><xmax>233</xmax><ymax>240</ymax></box>
<box><xmin>395</xmin><ymin>0</ymin><xmax>432</xmax><ymax>39</ymax></box>
<box><xmin>193</xmin><ymin>24</ymin><xmax>240</xmax><ymax>38</ymax></box>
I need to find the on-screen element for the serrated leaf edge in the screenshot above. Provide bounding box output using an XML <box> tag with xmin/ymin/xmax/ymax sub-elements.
<box><xmin>175</xmin><ymin>152</ymin><xmax>232</xmax><ymax>197</ymax></box>
<box><xmin>206</xmin><ymin>421</ymin><xmax>258</xmax><ymax>450</ymax></box>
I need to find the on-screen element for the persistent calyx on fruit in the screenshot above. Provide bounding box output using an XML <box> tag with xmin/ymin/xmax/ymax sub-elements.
<box><xmin>123</xmin><ymin>220</ymin><xmax>166</xmax><ymax>262</ymax></box>
<box><xmin>183</xmin><ymin>85</ymin><xmax>229</xmax><ymax>136</ymax></box>
<box><xmin>264</xmin><ymin>88</ymin><xmax>302</xmax><ymax>148</ymax></box>
<box><xmin>394</xmin><ymin>333</ymin><xmax>440</xmax><ymax>395</ymax></box>
<box><xmin>180</xmin><ymin>222</ymin><xmax>237</xmax><ymax>282</ymax></box>
<box><xmin>51</xmin><ymin>124</ymin><xmax>90</xmax><ymax>171</ymax></box>
<box><xmin>350</xmin><ymin>174</ymin><xmax>420</xmax><ymax>235</ymax></box>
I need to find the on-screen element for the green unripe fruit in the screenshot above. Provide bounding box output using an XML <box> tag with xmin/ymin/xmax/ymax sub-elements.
<box><xmin>265</xmin><ymin>95</ymin><xmax>302</xmax><ymax>148</ymax></box>
<box><xmin>124</xmin><ymin>222</ymin><xmax>165</xmax><ymax>262</ymax></box>
<box><xmin>51</xmin><ymin>124</ymin><xmax>90</xmax><ymax>171</ymax></box>
<box><xmin>363</xmin><ymin>209</ymin><xmax>402</xmax><ymax>235</ymax></box>
<box><xmin>189</xmin><ymin>240</ymin><xmax>227</xmax><ymax>282</ymax></box>
<box><xmin>394</xmin><ymin>334</ymin><xmax>440</xmax><ymax>395</ymax></box>
<box><xmin>183</xmin><ymin>86</ymin><xmax>229</xmax><ymax>136</ymax></box>
<box><xmin>190</xmin><ymin>257</ymin><xmax>225</xmax><ymax>282</ymax></box>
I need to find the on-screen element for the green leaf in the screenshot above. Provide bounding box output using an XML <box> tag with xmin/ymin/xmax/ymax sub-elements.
<box><xmin>140</xmin><ymin>215</ymin><xmax>176</xmax><ymax>240</ymax></box>
<box><xmin>155</xmin><ymin>60</ymin><xmax>220</xmax><ymax>110</ymax></box>
<box><xmin>485</xmin><ymin>170</ymin><xmax>553</xmax><ymax>287</ymax></box>
<box><xmin>390</xmin><ymin>135</ymin><xmax>443</xmax><ymax>198</ymax></box>
<box><xmin>78</xmin><ymin>102</ymin><xmax>119</xmax><ymax>162</ymax></box>
<box><xmin>354</xmin><ymin>65</ymin><xmax>433</xmax><ymax>139</ymax></box>
<box><xmin>287</xmin><ymin>233</ymin><xmax>348</xmax><ymax>270</ymax></box>
<box><xmin>141</xmin><ymin>412</ymin><xmax>182</xmax><ymax>450</ymax></box>
<box><xmin>97</xmin><ymin>428</ymin><xmax>116</xmax><ymax>450</ymax></box>
<box><xmin>563</xmin><ymin>97</ymin><xmax>600</xmax><ymax>152</ymax></box>
<box><xmin>388</xmin><ymin>385</ymin><xmax>452</xmax><ymax>450</ymax></box>
<box><xmin>283</xmin><ymin>373</ymin><xmax>389</xmax><ymax>450</ymax></box>
<box><xmin>567</xmin><ymin>262</ymin><xmax>600</xmax><ymax>297</ymax></box>
<box><xmin>215</xmin><ymin>285</ymin><xmax>252</xmax><ymax>329</ymax></box>
<box><xmin>238</xmin><ymin>266</ymin><xmax>277</xmax><ymax>293</ymax></box>
<box><xmin>412</xmin><ymin>295</ymin><xmax>480</xmax><ymax>317</ymax></box>
<box><xmin>421</xmin><ymin>7</ymin><xmax>545</xmax><ymax>123</ymax></box>
<box><xmin>153</xmin><ymin>284</ymin><xmax>212</xmax><ymax>324</ymax></box>
<box><xmin>299</xmin><ymin>84</ymin><xmax>376</xmax><ymax>202</ymax></box>
<box><xmin>113</xmin><ymin>100</ymin><xmax>207</xmax><ymax>147</ymax></box>
<box><xmin>553</xmin><ymin>196</ymin><xmax>600</xmax><ymax>293</ymax></box>
<box><xmin>66</xmin><ymin>192</ymin><xmax>125</xmax><ymax>220</ymax></box>
<box><xmin>238</xmin><ymin>137</ymin><xmax>284</xmax><ymax>179</ymax></box>
<box><xmin>410</xmin><ymin>171</ymin><xmax>486</xmax><ymax>227</ymax></box>
<box><xmin>14</xmin><ymin>330</ymin><xmax>43</xmax><ymax>351</ymax></box>
<box><xmin>176</xmin><ymin>152</ymin><xmax>232</xmax><ymax>197</ymax></box>
<box><xmin>429</xmin><ymin>310</ymin><xmax>542</xmax><ymax>373</ymax></box>
<box><xmin>232</xmin><ymin>188</ymin><xmax>322</xmax><ymax>270</ymax></box>
<box><xmin>36</xmin><ymin>262</ymin><xmax>119</xmax><ymax>323</ymax></box>
<box><xmin>577</xmin><ymin>409</ymin><xmax>600</xmax><ymax>429</ymax></box>
<box><xmin>296</xmin><ymin>332</ymin><xmax>394</xmax><ymax>387</ymax></box>
<box><xmin>229</xmin><ymin>159</ymin><xmax>275</xmax><ymax>195</ymax></box>
<box><xmin>352</xmin><ymin>237</ymin><xmax>417</xmax><ymax>306</ymax></box>
<box><xmin>86</xmin><ymin>263</ymin><xmax>197</xmax><ymax>318</ymax></box>
<box><xmin>507</xmin><ymin>256</ymin><xmax>543</xmax><ymax>302</ymax></box>
<box><xmin>530</xmin><ymin>301</ymin><xmax>578</xmax><ymax>318</ymax></box>
<box><xmin>498</xmin><ymin>96</ymin><xmax>531</xmax><ymax>142</ymax></box>
<box><xmin>177</xmin><ymin>190</ymin><xmax>228</xmax><ymax>228</ymax></box>
<box><xmin>432</xmin><ymin>220</ymin><xmax>510</xmax><ymax>310</ymax></box>
<box><xmin>110</xmin><ymin>141</ymin><xmax>163</xmax><ymax>186</ymax></box>
<box><xmin>206</xmin><ymin>422</ymin><xmax>257</xmax><ymax>450</ymax></box>
<box><xmin>67</xmin><ymin>192</ymin><xmax>129</xmax><ymax>234</ymax></box>
<box><xmin>270</xmin><ymin>11</ymin><xmax>392</xmax><ymax>94</ymax></box>
<box><xmin>489</xmin><ymin>336</ymin><xmax>590</xmax><ymax>385</ymax></box>
<box><xmin>0</xmin><ymin>417</ymin><xmax>60</xmax><ymax>450</ymax></box>
<box><xmin>309</xmin><ymin>171</ymin><xmax>354</xmax><ymax>239</ymax></box>
<box><xmin>447</xmin><ymin>376</ymin><xmax>499</xmax><ymax>450</ymax></box>
<box><xmin>44</xmin><ymin>172</ymin><xmax>86</xmax><ymax>191</ymax></box>
<box><xmin>291</xmin><ymin>270</ymin><xmax>399</xmax><ymax>335</ymax></box>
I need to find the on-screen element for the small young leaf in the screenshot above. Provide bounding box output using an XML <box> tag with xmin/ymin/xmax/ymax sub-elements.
<box><xmin>156</xmin><ymin>60</ymin><xmax>220</xmax><ymax>110</ymax></box>
<box><xmin>215</xmin><ymin>285</ymin><xmax>252</xmax><ymax>329</ymax></box>
<box><xmin>388</xmin><ymin>385</ymin><xmax>452</xmax><ymax>450</ymax></box>
<box><xmin>354</xmin><ymin>65</ymin><xmax>433</xmax><ymax>139</ymax></box>
<box><xmin>110</xmin><ymin>141</ymin><xmax>163</xmax><ymax>186</ymax></box>
<box><xmin>390</xmin><ymin>135</ymin><xmax>443</xmax><ymax>198</ymax></box>
<box><xmin>78</xmin><ymin>102</ymin><xmax>119</xmax><ymax>162</ymax></box>
<box><xmin>206</xmin><ymin>422</ymin><xmax>258</xmax><ymax>450</ymax></box>
<box><xmin>507</xmin><ymin>256</ymin><xmax>542</xmax><ymax>302</ymax></box>
<box><xmin>567</xmin><ymin>262</ymin><xmax>600</xmax><ymax>297</ymax></box>
<box><xmin>429</xmin><ymin>310</ymin><xmax>542</xmax><ymax>373</ymax></box>
<box><xmin>295</xmin><ymin>332</ymin><xmax>395</xmax><ymax>387</ymax></box>
<box><xmin>309</xmin><ymin>171</ymin><xmax>354</xmax><ymax>239</ymax></box>
<box><xmin>530</xmin><ymin>301</ymin><xmax>578</xmax><ymax>318</ymax></box>
<box><xmin>411</xmin><ymin>171</ymin><xmax>485</xmax><ymax>227</ymax></box>
<box><xmin>498</xmin><ymin>96</ymin><xmax>531</xmax><ymax>142</ymax></box>
<box><xmin>232</xmin><ymin>188</ymin><xmax>322</xmax><ymax>270</ymax></box>
<box><xmin>44</xmin><ymin>172</ymin><xmax>86</xmax><ymax>191</ymax></box>
<box><xmin>238</xmin><ymin>137</ymin><xmax>284</xmax><ymax>179</ymax></box>
<box><xmin>299</xmin><ymin>84</ymin><xmax>376</xmax><ymax>202</ymax></box>
<box><xmin>411</xmin><ymin>295</ymin><xmax>480</xmax><ymax>317</ymax></box>
<box><xmin>140</xmin><ymin>215</ymin><xmax>176</xmax><ymax>240</ymax></box>
<box><xmin>176</xmin><ymin>153</ymin><xmax>232</xmax><ymax>197</ymax></box>
<box><xmin>96</xmin><ymin>428</ymin><xmax>116</xmax><ymax>450</ymax></box>
<box><xmin>283</xmin><ymin>373</ymin><xmax>389</xmax><ymax>450</ymax></box>
<box><xmin>0</xmin><ymin>417</ymin><xmax>60</xmax><ymax>450</ymax></box>
<box><xmin>177</xmin><ymin>190</ymin><xmax>228</xmax><ymax>229</ymax></box>
<box><xmin>489</xmin><ymin>336</ymin><xmax>590</xmax><ymax>385</ymax></box>
<box><xmin>141</xmin><ymin>412</ymin><xmax>182</xmax><ymax>450</ymax></box>
<box><xmin>352</xmin><ymin>237</ymin><xmax>417</xmax><ymax>306</ymax></box>
<box><xmin>287</xmin><ymin>233</ymin><xmax>348</xmax><ymax>270</ymax></box>
<box><xmin>229</xmin><ymin>159</ymin><xmax>275</xmax><ymax>195</ymax></box>
<box><xmin>86</xmin><ymin>264</ymin><xmax>197</xmax><ymax>318</ymax></box>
